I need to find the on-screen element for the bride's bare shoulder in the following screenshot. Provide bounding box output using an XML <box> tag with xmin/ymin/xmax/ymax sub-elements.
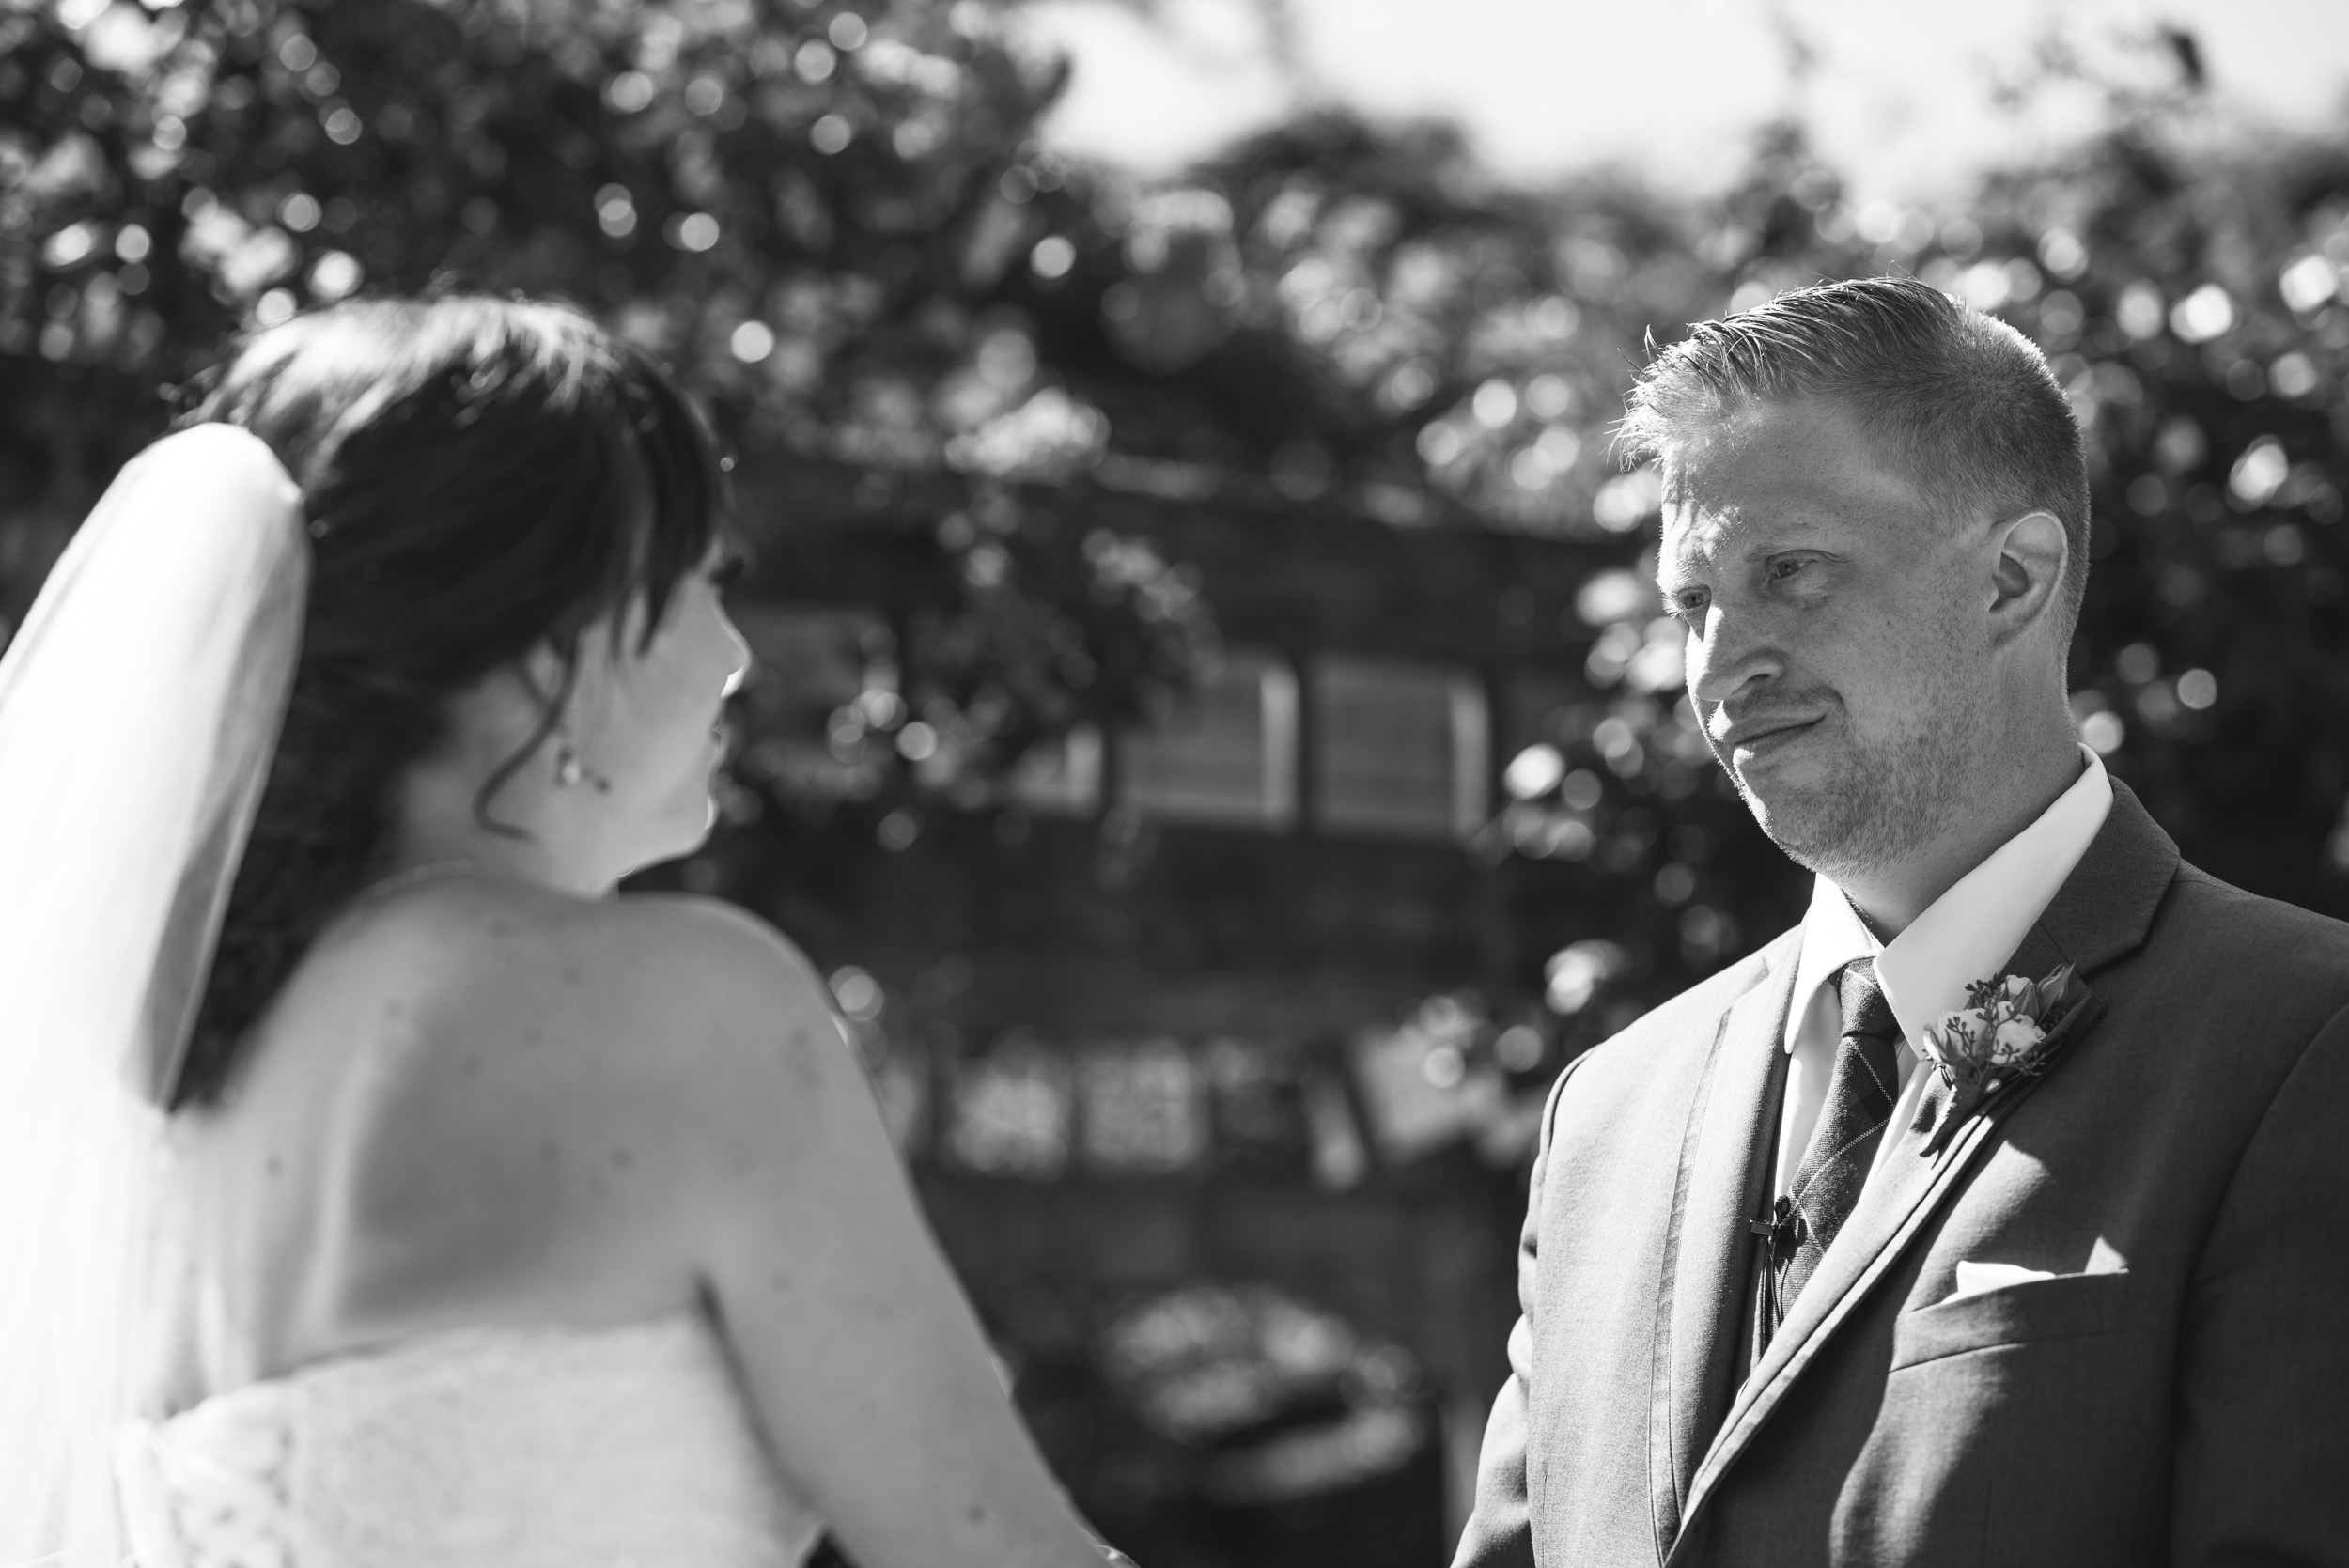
<box><xmin>283</xmin><ymin>881</ymin><xmax>848</xmax><ymax>1305</ymax></box>
<box><xmin>295</xmin><ymin>877</ymin><xmax>846</xmax><ymax>1163</ymax></box>
<box><xmin>316</xmin><ymin>877</ymin><xmax>830</xmax><ymax>1040</ymax></box>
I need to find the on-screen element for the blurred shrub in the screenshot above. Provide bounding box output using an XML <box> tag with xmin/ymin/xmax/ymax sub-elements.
<box><xmin>0</xmin><ymin>0</ymin><xmax>1211</xmax><ymax>784</ymax></box>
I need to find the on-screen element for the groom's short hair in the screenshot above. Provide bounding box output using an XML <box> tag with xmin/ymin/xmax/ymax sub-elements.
<box><xmin>1618</xmin><ymin>274</ymin><xmax>2092</xmax><ymax>643</ymax></box>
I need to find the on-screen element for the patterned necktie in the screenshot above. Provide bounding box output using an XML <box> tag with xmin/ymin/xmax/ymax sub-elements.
<box><xmin>1769</xmin><ymin>957</ymin><xmax>1903</xmax><ymax>1328</ymax></box>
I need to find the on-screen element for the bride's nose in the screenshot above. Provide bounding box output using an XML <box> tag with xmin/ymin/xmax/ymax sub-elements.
<box><xmin>719</xmin><ymin>618</ymin><xmax>751</xmax><ymax>698</ymax></box>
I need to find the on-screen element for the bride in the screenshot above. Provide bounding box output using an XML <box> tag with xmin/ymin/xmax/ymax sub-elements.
<box><xmin>0</xmin><ymin>294</ymin><xmax>1128</xmax><ymax>1567</ymax></box>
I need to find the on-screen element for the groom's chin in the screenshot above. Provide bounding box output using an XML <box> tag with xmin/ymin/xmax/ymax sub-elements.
<box><xmin>1732</xmin><ymin>779</ymin><xmax>1850</xmax><ymax>874</ymax></box>
<box><xmin>1730</xmin><ymin>758</ymin><xmax>1819</xmax><ymax>831</ymax></box>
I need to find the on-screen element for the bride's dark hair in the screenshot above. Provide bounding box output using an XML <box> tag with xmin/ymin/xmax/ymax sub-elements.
<box><xmin>171</xmin><ymin>294</ymin><xmax>723</xmax><ymax>1110</ymax></box>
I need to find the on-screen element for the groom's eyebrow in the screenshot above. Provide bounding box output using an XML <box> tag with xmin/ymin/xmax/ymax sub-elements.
<box><xmin>1657</xmin><ymin>516</ymin><xmax>1732</xmax><ymax>598</ymax></box>
<box><xmin>1658</xmin><ymin>510</ymin><xmax>1847</xmax><ymax>597</ymax></box>
<box><xmin>1655</xmin><ymin>544</ymin><xmax>1700</xmax><ymax>598</ymax></box>
<box><xmin>1658</xmin><ymin>505</ymin><xmax>1784</xmax><ymax>576</ymax></box>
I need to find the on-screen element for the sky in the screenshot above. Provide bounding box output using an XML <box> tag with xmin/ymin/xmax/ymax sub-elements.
<box><xmin>1019</xmin><ymin>0</ymin><xmax>2349</xmax><ymax>202</ymax></box>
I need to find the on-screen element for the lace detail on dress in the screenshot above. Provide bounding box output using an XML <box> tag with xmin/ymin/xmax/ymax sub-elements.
<box><xmin>116</xmin><ymin>1391</ymin><xmax>293</xmax><ymax>1568</ymax></box>
<box><xmin>115</xmin><ymin>1315</ymin><xmax>821</xmax><ymax>1568</ymax></box>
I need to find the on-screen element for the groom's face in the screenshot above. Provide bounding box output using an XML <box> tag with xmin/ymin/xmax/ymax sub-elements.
<box><xmin>1657</xmin><ymin>397</ymin><xmax>1992</xmax><ymax>883</ymax></box>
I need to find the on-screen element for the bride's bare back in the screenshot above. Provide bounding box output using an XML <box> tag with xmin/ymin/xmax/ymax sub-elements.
<box><xmin>157</xmin><ymin>873</ymin><xmax>1111</xmax><ymax>1568</ymax></box>
<box><xmin>153</xmin><ymin>877</ymin><xmax>726</xmax><ymax>1396</ymax></box>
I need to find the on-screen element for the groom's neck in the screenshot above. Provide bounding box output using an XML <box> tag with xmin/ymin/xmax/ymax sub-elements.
<box><xmin>1831</xmin><ymin>731</ymin><xmax>2086</xmax><ymax>940</ymax></box>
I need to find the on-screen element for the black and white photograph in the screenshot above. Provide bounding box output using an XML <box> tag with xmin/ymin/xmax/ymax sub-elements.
<box><xmin>4</xmin><ymin>0</ymin><xmax>2349</xmax><ymax>1562</ymax></box>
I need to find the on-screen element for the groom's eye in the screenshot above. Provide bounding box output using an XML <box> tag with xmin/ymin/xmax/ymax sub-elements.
<box><xmin>1668</xmin><ymin>589</ymin><xmax>1710</xmax><ymax>623</ymax></box>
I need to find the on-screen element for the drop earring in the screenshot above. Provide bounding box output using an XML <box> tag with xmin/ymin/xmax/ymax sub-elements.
<box><xmin>552</xmin><ymin>731</ymin><xmax>611</xmax><ymax>794</ymax></box>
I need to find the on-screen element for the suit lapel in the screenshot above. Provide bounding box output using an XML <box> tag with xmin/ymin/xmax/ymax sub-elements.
<box><xmin>2001</xmin><ymin>783</ymin><xmax>2179</xmax><ymax>981</ymax></box>
<box><xmin>1669</xmin><ymin>783</ymin><xmax>2182</xmax><ymax>1549</ymax></box>
<box><xmin>1647</xmin><ymin>932</ymin><xmax>1797</xmax><ymax>1558</ymax></box>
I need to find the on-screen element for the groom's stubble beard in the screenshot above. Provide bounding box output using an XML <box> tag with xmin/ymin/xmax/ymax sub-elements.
<box><xmin>1708</xmin><ymin>652</ymin><xmax>1992</xmax><ymax>891</ymax></box>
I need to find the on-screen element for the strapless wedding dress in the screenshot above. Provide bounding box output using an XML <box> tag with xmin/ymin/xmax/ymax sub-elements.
<box><xmin>111</xmin><ymin>1314</ymin><xmax>825</xmax><ymax>1568</ymax></box>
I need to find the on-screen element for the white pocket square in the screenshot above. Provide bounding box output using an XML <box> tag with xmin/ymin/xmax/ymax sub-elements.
<box><xmin>1945</xmin><ymin>1260</ymin><xmax>2056</xmax><ymax>1303</ymax></box>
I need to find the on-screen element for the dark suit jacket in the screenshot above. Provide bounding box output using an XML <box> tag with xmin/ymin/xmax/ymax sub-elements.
<box><xmin>1455</xmin><ymin>783</ymin><xmax>2349</xmax><ymax>1567</ymax></box>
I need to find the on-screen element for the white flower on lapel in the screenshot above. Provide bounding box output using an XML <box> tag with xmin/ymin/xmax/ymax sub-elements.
<box><xmin>1916</xmin><ymin>962</ymin><xmax>2098</xmax><ymax>1154</ymax></box>
<box><xmin>1991</xmin><ymin>1017</ymin><xmax>2046</xmax><ymax>1064</ymax></box>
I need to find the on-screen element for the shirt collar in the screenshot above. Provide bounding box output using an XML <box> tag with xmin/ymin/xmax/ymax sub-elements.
<box><xmin>1783</xmin><ymin>871</ymin><xmax>1880</xmax><ymax>1053</ymax></box>
<box><xmin>1784</xmin><ymin>746</ymin><xmax>2114</xmax><ymax>1056</ymax></box>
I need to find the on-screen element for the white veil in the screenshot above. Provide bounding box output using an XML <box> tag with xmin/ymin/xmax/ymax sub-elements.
<box><xmin>0</xmin><ymin>425</ymin><xmax>307</xmax><ymax>1566</ymax></box>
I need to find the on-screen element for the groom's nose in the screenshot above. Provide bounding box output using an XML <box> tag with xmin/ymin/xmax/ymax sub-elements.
<box><xmin>1687</xmin><ymin>602</ymin><xmax>1787</xmax><ymax>713</ymax></box>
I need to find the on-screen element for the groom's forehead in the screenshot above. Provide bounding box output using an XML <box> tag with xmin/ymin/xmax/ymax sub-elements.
<box><xmin>1666</xmin><ymin>396</ymin><xmax>1892</xmax><ymax>494</ymax></box>
<box><xmin>1659</xmin><ymin>410</ymin><xmax>1941</xmax><ymax>555</ymax></box>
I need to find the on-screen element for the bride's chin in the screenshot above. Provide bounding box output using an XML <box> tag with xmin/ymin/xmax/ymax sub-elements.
<box><xmin>680</xmin><ymin>788</ymin><xmax>723</xmax><ymax>848</ymax></box>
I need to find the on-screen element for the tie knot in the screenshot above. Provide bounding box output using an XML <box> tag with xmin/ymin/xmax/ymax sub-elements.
<box><xmin>1835</xmin><ymin>958</ymin><xmax>1898</xmax><ymax>1042</ymax></box>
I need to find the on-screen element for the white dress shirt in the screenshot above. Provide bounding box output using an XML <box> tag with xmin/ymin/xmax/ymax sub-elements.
<box><xmin>1774</xmin><ymin>746</ymin><xmax>2114</xmax><ymax>1201</ymax></box>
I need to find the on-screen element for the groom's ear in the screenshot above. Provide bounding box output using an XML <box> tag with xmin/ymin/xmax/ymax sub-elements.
<box><xmin>1985</xmin><ymin>509</ymin><xmax>2069</xmax><ymax>647</ymax></box>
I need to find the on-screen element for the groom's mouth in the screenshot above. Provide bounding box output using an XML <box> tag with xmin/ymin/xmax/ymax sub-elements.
<box><xmin>1716</xmin><ymin>714</ymin><xmax>1823</xmax><ymax>762</ymax></box>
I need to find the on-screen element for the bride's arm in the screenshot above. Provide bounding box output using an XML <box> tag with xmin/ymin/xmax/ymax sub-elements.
<box><xmin>625</xmin><ymin>897</ymin><xmax>1115</xmax><ymax>1568</ymax></box>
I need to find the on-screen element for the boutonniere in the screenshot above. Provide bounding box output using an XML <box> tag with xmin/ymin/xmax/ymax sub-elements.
<box><xmin>1915</xmin><ymin>962</ymin><xmax>2101</xmax><ymax>1155</ymax></box>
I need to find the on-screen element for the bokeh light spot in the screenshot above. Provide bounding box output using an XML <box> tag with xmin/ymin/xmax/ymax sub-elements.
<box><xmin>2230</xmin><ymin>438</ymin><xmax>2289</xmax><ymax>507</ymax></box>
<box><xmin>1503</xmin><ymin>744</ymin><xmax>1564</xmax><ymax>800</ymax></box>
<box><xmin>2270</xmin><ymin>352</ymin><xmax>2320</xmax><ymax>399</ymax></box>
<box><xmin>2116</xmin><ymin>281</ymin><xmax>2165</xmax><ymax>340</ymax></box>
<box><xmin>2079</xmin><ymin>710</ymin><xmax>2125</xmax><ymax>755</ymax></box>
<box><xmin>2279</xmin><ymin>254</ymin><xmax>2339</xmax><ymax>314</ymax></box>
<box><xmin>811</xmin><ymin>114</ymin><xmax>853</xmax><ymax>154</ymax></box>
<box><xmin>595</xmin><ymin>185</ymin><xmax>637</xmax><ymax>239</ymax></box>
<box><xmin>1030</xmin><ymin>235</ymin><xmax>1075</xmax><ymax>279</ymax></box>
<box><xmin>2170</xmin><ymin>284</ymin><xmax>2234</xmax><ymax>344</ymax></box>
<box><xmin>605</xmin><ymin>70</ymin><xmax>656</xmax><ymax>113</ymax></box>
<box><xmin>1494</xmin><ymin>1026</ymin><xmax>1545</xmax><ymax>1073</ymax></box>
<box><xmin>730</xmin><ymin>320</ymin><xmax>776</xmax><ymax>363</ymax></box>
<box><xmin>2038</xmin><ymin>228</ymin><xmax>2088</xmax><ymax>279</ymax></box>
<box><xmin>829</xmin><ymin>965</ymin><xmax>884</xmax><ymax>1021</ymax></box>
<box><xmin>1471</xmin><ymin>379</ymin><xmax>1517</xmax><ymax>428</ymax></box>
<box><xmin>307</xmin><ymin>250</ymin><xmax>361</xmax><ymax>301</ymax></box>
<box><xmin>796</xmin><ymin>40</ymin><xmax>838</xmax><ymax>83</ymax></box>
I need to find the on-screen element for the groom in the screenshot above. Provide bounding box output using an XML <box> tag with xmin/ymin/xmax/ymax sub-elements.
<box><xmin>1455</xmin><ymin>275</ymin><xmax>2349</xmax><ymax>1567</ymax></box>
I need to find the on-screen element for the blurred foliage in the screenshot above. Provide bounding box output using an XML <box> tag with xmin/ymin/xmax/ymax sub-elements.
<box><xmin>6</xmin><ymin>2</ymin><xmax>2348</xmax><ymax>1014</ymax></box>
<box><xmin>0</xmin><ymin>0</ymin><xmax>1212</xmax><ymax>777</ymax></box>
